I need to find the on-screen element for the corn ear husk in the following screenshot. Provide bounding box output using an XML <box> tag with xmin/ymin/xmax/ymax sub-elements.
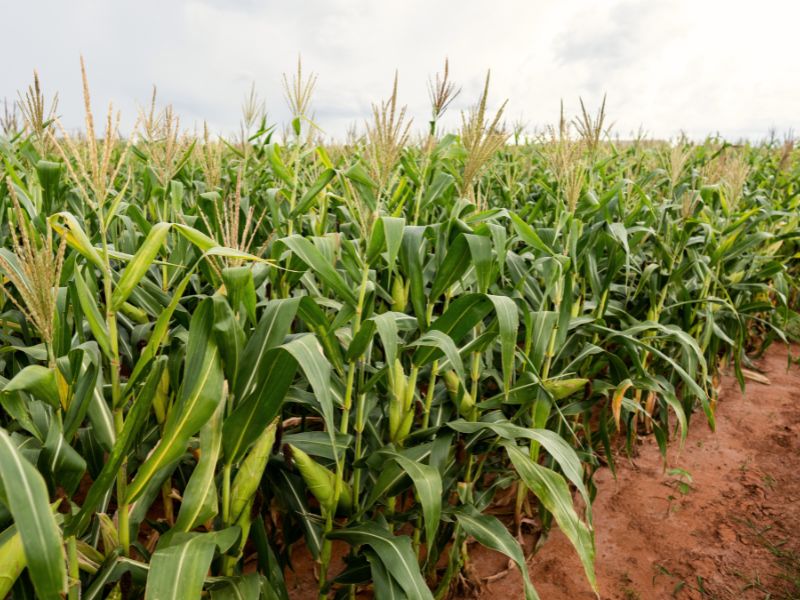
<box><xmin>391</xmin><ymin>274</ymin><xmax>407</xmax><ymax>311</ymax></box>
<box><xmin>230</xmin><ymin>418</ymin><xmax>278</xmax><ymax>523</ymax></box>
<box><xmin>543</xmin><ymin>377</ymin><xmax>589</xmax><ymax>401</ymax></box>
<box><xmin>0</xmin><ymin>525</ymin><xmax>26</xmax><ymax>598</ymax></box>
<box><xmin>290</xmin><ymin>444</ymin><xmax>352</xmax><ymax>514</ymax></box>
<box><xmin>444</xmin><ymin>370</ymin><xmax>474</xmax><ymax>417</ymax></box>
<box><xmin>388</xmin><ymin>358</ymin><xmax>407</xmax><ymax>442</ymax></box>
<box><xmin>396</xmin><ymin>366</ymin><xmax>418</xmax><ymax>443</ymax></box>
<box><xmin>152</xmin><ymin>368</ymin><xmax>170</xmax><ymax>425</ymax></box>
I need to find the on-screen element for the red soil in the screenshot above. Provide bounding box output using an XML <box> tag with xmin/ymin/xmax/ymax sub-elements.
<box><xmin>477</xmin><ymin>343</ymin><xmax>800</xmax><ymax>600</ymax></box>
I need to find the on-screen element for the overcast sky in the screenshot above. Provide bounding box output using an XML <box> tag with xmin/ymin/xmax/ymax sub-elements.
<box><xmin>2</xmin><ymin>0</ymin><xmax>798</xmax><ymax>141</ymax></box>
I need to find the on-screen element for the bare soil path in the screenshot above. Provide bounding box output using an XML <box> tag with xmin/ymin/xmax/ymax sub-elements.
<box><xmin>478</xmin><ymin>343</ymin><xmax>800</xmax><ymax>600</ymax></box>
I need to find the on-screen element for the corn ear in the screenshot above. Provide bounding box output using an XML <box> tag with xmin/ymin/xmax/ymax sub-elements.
<box><xmin>444</xmin><ymin>370</ymin><xmax>474</xmax><ymax>418</ymax></box>
<box><xmin>543</xmin><ymin>377</ymin><xmax>589</xmax><ymax>401</ymax></box>
<box><xmin>0</xmin><ymin>525</ymin><xmax>26</xmax><ymax>598</ymax></box>
<box><xmin>391</xmin><ymin>274</ymin><xmax>407</xmax><ymax>311</ymax></box>
<box><xmin>229</xmin><ymin>418</ymin><xmax>278</xmax><ymax>523</ymax></box>
<box><xmin>388</xmin><ymin>358</ymin><xmax>407</xmax><ymax>442</ymax></box>
<box><xmin>290</xmin><ymin>444</ymin><xmax>352</xmax><ymax>514</ymax></box>
<box><xmin>396</xmin><ymin>366</ymin><xmax>418</xmax><ymax>443</ymax></box>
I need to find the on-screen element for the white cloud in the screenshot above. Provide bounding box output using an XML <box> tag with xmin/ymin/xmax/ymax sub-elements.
<box><xmin>2</xmin><ymin>0</ymin><xmax>797</xmax><ymax>140</ymax></box>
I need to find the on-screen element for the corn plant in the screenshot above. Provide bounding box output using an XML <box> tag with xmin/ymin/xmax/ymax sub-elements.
<box><xmin>0</xmin><ymin>61</ymin><xmax>797</xmax><ymax>600</ymax></box>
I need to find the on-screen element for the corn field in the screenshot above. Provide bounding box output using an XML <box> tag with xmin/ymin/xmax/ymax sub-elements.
<box><xmin>0</xmin><ymin>62</ymin><xmax>798</xmax><ymax>600</ymax></box>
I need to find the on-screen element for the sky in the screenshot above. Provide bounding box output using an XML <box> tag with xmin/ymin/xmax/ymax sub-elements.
<box><xmin>2</xmin><ymin>0</ymin><xmax>798</xmax><ymax>141</ymax></box>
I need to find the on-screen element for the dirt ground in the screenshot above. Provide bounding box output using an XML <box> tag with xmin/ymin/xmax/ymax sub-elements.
<box><xmin>477</xmin><ymin>343</ymin><xmax>800</xmax><ymax>600</ymax></box>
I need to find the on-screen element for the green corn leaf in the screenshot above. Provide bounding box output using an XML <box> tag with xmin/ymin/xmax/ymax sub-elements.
<box><xmin>224</xmin><ymin>334</ymin><xmax>331</xmax><ymax>465</ymax></box>
<box><xmin>0</xmin><ymin>429</ymin><xmax>66</xmax><ymax>600</ymax></box>
<box><xmin>86</xmin><ymin>371</ymin><xmax>116</xmax><ymax>452</ymax></box>
<box><xmin>173</xmin><ymin>401</ymin><xmax>224</xmax><ymax>532</ymax></box>
<box><xmin>223</xmin><ymin>297</ymin><xmax>300</xmax><ymax>463</ymax></box>
<box><xmin>292</xmin><ymin>167</ymin><xmax>336</xmax><ymax>216</ymax></box>
<box><xmin>464</xmin><ymin>233</ymin><xmax>493</xmax><ymax>293</ymax></box>
<box><xmin>265</xmin><ymin>143</ymin><xmax>294</xmax><ymax>185</ymax></box>
<box><xmin>455</xmin><ymin>505</ymin><xmax>539</xmax><ymax>600</ymax></box>
<box><xmin>400</xmin><ymin>226</ymin><xmax>427</xmax><ymax>327</ymax></box>
<box><xmin>282</xmin><ymin>431</ymin><xmax>352</xmax><ymax>462</ymax></box>
<box><xmin>347</xmin><ymin>310</ymin><xmax>405</xmax><ymax>365</ymax></box>
<box><xmin>211</xmin><ymin>294</ymin><xmax>246</xmax><ymax>388</ymax></box>
<box><xmin>297</xmin><ymin>296</ymin><xmax>346</xmax><ymax>374</ymax></box>
<box><xmin>487</xmin><ymin>294</ymin><xmax>519</xmax><ymax>396</ymax></box>
<box><xmin>364</xmin><ymin>445</ymin><xmax>434</xmax><ymax>511</ymax></box>
<box><xmin>49</xmin><ymin>212</ymin><xmax>104</xmax><ymax>268</ymax></box>
<box><xmin>233</xmin><ymin>298</ymin><xmax>300</xmax><ymax>402</ymax></box>
<box><xmin>364</xmin><ymin>548</ymin><xmax>405</xmax><ymax>599</ymax></box>
<box><xmin>449</xmin><ymin>420</ymin><xmax>590</xmax><ymax>506</ymax></box>
<box><xmin>72</xmin><ymin>267</ymin><xmax>112</xmax><ymax>359</ymax></box>
<box><xmin>366</xmin><ymin>216</ymin><xmax>405</xmax><ymax>267</ymax></box>
<box><xmin>223</xmin><ymin>348</ymin><xmax>295</xmax><ymax>465</ymax></box>
<box><xmin>419</xmin><ymin>171</ymin><xmax>454</xmax><ymax>211</ymax></box>
<box><xmin>411</xmin><ymin>329</ymin><xmax>465</xmax><ymax>382</ymax></box>
<box><xmin>209</xmin><ymin>574</ymin><xmax>275</xmax><ymax>600</ymax></box>
<box><xmin>527</xmin><ymin>311</ymin><xmax>558</xmax><ymax>373</ymax></box>
<box><xmin>413</xmin><ymin>293</ymin><xmax>492</xmax><ymax>365</ymax></box>
<box><xmin>123</xmin><ymin>264</ymin><xmax>196</xmax><ymax>396</ymax></box>
<box><xmin>504</xmin><ymin>442</ymin><xmax>597</xmax><ymax>593</ymax></box>
<box><xmin>128</xmin><ymin>298</ymin><xmax>224</xmax><ymax>502</ymax></box>
<box><xmin>83</xmin><ymin>553</ymin><xmax>149</xmax><ymax>600</ymax></box>
<box><xmin>35</xmin><ymin>160</ymin><xmax>62</xmax><ymax>209</ymax></box>
<box><xmin>2</xmin><ymin>365</ymin><xmax>60</xmax><ymax>409</ymax></box>
<box><xmin>221</xmin><ymin>266</ymin><xmax>257</xmax><ymax>326</ymax></box>
<box><xmin>67</xmin><ymin>358</ymin><xmax>166</xmax><ymax>536</ymax></box>
<box><xmin>281</xmin><ymin>335</ymin><xmax>337</xmax><ymax>459</ymax></box>
<box><xmin>384</xmin><ymin>451</ymin><xmax>442</xmax><ymax>547</ymax></box>
<box><xmin>40</xmin><ymin>422</ymin><xmax>86</xmax><ymax>497</ymax></box>
<box><xmin>111</xmin><ymin>222</ymin><xmax>170</xmax><ymax>311</ymax></box>
<box><xmin>328</xmin><ymin>523</ymin><xmax>433</xmax><ymax>600</ymax></box>
<box><xmin>509</xmin><ymin>212</ymin><xmax>555</xmax><ymax>256</ymax></box>
<box><xmin>429</xmin><ymin>233</ymin><xmax>472</xmax><ymax>300</ymax></box>
<box><xmin>145</xmin><ymin>528</ymin><xmax>240</xmax><ymax>600</ymax></box>
<box><xmin>279</xmin><ymin>235</ymin><xmax>357</xmax><ymax>306</ymax></box>
<box><xmin>271</xmin><ymin>468</ymin><xmax>323</xmax><ymax>560</ymax></box>
<box><xmin>171</xmin><ymin>223</ymin><xmax>270</xmax><ymax>264</ymax></box>
<box><xmin>62</xmin><ymin>344</ymin><xmax>100</xmax><ymax>441</ymax></box>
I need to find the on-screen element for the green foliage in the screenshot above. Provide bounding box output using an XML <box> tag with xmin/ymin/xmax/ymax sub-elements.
<box><xmin>0</xmin><ymin>67</ymin><xmax>798</xmax><ymax>600</ymax></box>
